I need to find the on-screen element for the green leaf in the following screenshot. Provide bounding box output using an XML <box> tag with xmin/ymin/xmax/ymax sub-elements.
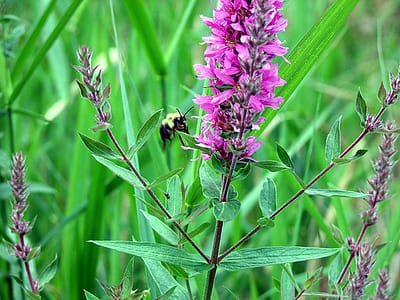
<box><xmin>181</xmin><ymin>202</ymin><xmax>209</xmax><ymax>227</ymax></box>
<box><xmin>259</xmin><ymin>178</ymin><xmax>277</xmax><ymax>217</ymax></box>
<box><xmin>253</xmin><ymin>160</ymin><xmax>290</xmax><ymax>172</ymax></box>
<box><xmin>281</xmin><ymin>264</ymin><xmax>295</xmax><ymax>300</ymax></box>
<box><xmin>149</xmin><ymin>168</ymin><xmax>183</xmax><ymax>189</ymax></box>
<box><xmin>186</xmin><ymin>223</ymin><xmax>210</xmax><ymax>240</ymax></box>
<box><xmin>232</xmin><ymin>162</ymin><xmax>251</xmax><ymax>181</ymax></box>
<box><xmin>38</xmin><ymin>255</ymin><xmax>58</xmax><ymax>288</ymax></box>
<box><xmin>27</xmin><ymin>183</ymin><xmax>56</xmax><ymax>195</ymax></box>
<box><xmin>276</xmin><ymin>144</ymin><xmax>294</xmax><ymax>169</ymax></box>
<box><xmin>377</xmin><ymin>82</ymin><xmax>387</xmax><ymax>103</ymax></box>
<box><xmin>27</xmin><ymin>246</ymin><xmax>41</xmax><ymax>260</ymax></box>
<box><xmin>210</xmin><ymin>154</ymin><xmax>226</xmax><ymax>174</ymax></box>
<box><xmin>156</xmin><ymin>286</ymin><xmax>178</xmax><ymax>300</ymax></box>
<box><xmin>121</xmin><ymin>258</ymin><xmax>134</xmax><ymax>299</ymax></box>
<box><xmin>257</xmin><ymin>216</ymin><xmax>275</xmax><ymax>227</ymax></box>
<box><xmin>84</xmin><ymin>290</ymin><xmax>101</xmax><ymax>300</ymax></box>
<box><xmin>328</xmin><ymin>250</ymin><xmax>343</xmax><ymax>289</ymax></box>
<box><xmin>186</xmin><ymin>176</ymin><xmax>204</xmax><ymax>207</ymax></box>
<box><xmin>212</xmin><ymin>199</ymin><xmax>241</xmax><ymax>222</ymax></box>
<box><xmin>145</xmin><ymin>260</ymin><xmax>189</xmax><ymax>299</ymax></box>
<box><xmin>289</xmin><ymin>170</ymin><xmax>307</xmax><ymax>189</ymax></box>
<box><xmin>178</xmin><ymin>131</ymin><xmax>210</xmax><ymax>153</ymax></box>
<box><xmin>200</xmin><ymin>162</ymin><xmax>221</xmax><ymax>198</ymax></box>
<box><xmin>355</xmin><ymin>89</ymin><xmax>367</xmax><ymax>125</ymax></box>
<box><xmin>141</xmin><ymin>210</ymin><xmax>179</xmax><ymax>245</ymax></box>
<box><xmin>90</xmin><ymin>122</ymin><xmax>113</xmax><ymax>132</ymax></box>
<box><xmin>220</xmin><ymin>247</ymin><xmax>340</xmax><ymax>271</ymax></box>
<box><xmin>79</xmin><ymin>133</ymin><xmax>120</xmax><ymax>160</ymax></box>
<box><xmin>92</xmin><ymin>155</ymin><xmax>145</xmax><ymax>189</ymax></box>
<box><xmin>304</xmin><ymin>267</ymin><xmax>322</xmax><ymax>290</ymax></box>
<box><xmin>333</xmin><ymin>149</ymin><xmax>368</xmax><ymax>164</ymax></box>
<box><xmin>325</xmin><ymin>116</ymin><xmax>342</xmax><ymax>161</ymax></box>
<box><xmin>305</xmin><ymin>189</ymin><xmax>368</xmax><ymax>198</ymax></box>
<box><xmin>330</xmin><ymin>224</ymin><xmax>345</xmax><ymax>245</ymax></box>
<box><xmin>128</xmin><ymin>109</ymin><xmax>162</xmax><ymax>157</ymax></box>
<box><xmin>166</xmin><ymin>175</ymin><xmax>182</xmax><ymax>217</ymax></box>
<box><xmin>90</xmin><ymin>240</ymin><xmax>211</xmax><ymax>272</ymax></box>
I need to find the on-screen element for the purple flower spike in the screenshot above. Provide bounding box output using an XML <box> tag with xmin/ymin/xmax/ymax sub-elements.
<box><xmin>194</xmin><ymin>0</ymin><xmax>287</xmax><ymax>162</ymax></box>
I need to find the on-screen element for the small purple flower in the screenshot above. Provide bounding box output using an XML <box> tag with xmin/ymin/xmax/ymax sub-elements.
<box><xmin>194</xmin><ymin>0</ymin><xmax>287</xmax><ymax>161</ymax></box>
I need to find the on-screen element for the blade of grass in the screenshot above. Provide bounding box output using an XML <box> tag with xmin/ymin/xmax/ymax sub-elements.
<box><xmin>7</xmin><ymin>0</ymin><xmax>82</xmax><ymax>106</ymax></box>
<box><xmin>11</xmin><ymin>0</ymin><xmax>57</xmax><ymax>81</ymax></box>
<box><xmin>258</xmin><ymin>0</ymin><xmax>360</xmax><ymax>135</ymax></box>
<box><xmin>164</xmin><ymin>0</ymin><xmax>198</xmax><ymax>65</ymax></box>
<box><xmin>121</xmin><ymin>0</ymin><xmax>166</xmax><ymax>76</ymax></box>
<box><xmin>109</xmin><ymin>2</ymin><xmax>165</xmax><ymax>297</ymax></box>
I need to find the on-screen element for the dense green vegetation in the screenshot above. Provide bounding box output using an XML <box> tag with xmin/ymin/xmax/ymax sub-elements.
<box><xmin>1</xmin><ymin>1</ymin><xmax>399</xmax><ymax>299</ymax></box>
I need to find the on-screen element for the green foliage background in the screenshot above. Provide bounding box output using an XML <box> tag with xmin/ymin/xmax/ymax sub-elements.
<box><xmin>0</xmin><ymin>0</ymin><xmax>399</xmax><ymax>299</ymax></box>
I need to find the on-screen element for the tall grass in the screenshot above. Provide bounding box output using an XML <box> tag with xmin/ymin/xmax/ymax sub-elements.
<box><xmin>0</xmin><ymin>0</ymin><xmax>399</xmax><ymax>299</ymax></box>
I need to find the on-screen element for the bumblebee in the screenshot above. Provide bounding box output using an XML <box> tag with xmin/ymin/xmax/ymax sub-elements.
<box><xmin>160</xmin><ymin>108</ymin><xmax>192</xmax><ymax>149</ymax></box>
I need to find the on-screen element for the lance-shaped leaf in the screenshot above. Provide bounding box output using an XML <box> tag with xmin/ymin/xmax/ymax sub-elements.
<box><xmin>149</xmin><ymin>168</ymin><xmax>183</xmax><ymax>188</ymax></box>
<box><xmin>276</xmin><ymin>144</ymin><xmax>294</xmax><ymax>169</ymax></box>
<box><xmin>128</xmin><ymin>109</ymin><xmax>162</xmax><ymax>157</ymax></box>
<box><xmin>377</xmin><ymin>82</ymin><xmax>387</xmax><ymax>103</ymax></box>
<box><xmin>166</xmin><ymin>175</ymin><xmax>182</xmax><ymax>218</ymax></box>
<box><xmin>305</xmin><ymin>189</ymin><xmax>368</xmax><ymax>198</ymax></box>
<box><xmin>355</xmin><ymin>89</ymin><xmax>367</xmax><ymax>125</ymax></box>
<box><xmin>186</xmin><ymin>176</ymin><xmax>203</xmax><ymax>207</ymax></box>
<box><xmin>141</xmin><ymin>210</ymin><xmax>179</xmax><ymax>245</ymax></box>
<box><xmin>333</xmin><ymin>149</ymin><xmax>367</xmax><ymax>164</ymax></box>
<box><xmin>253</xmin><ymin>160</ymin><xmax>290</xmax><ymax>172</ymax></box>
<box><xmin>38</xmin><ymin>255</ymin><xmax>58</xmax><ymax>288</ymax></box>
<box><xmin>79</xmin><ymin>133</ymin><xmax>120</xmax><ymax>160</ymax></box>
<box><xmin>93</xmin><ymin>155</ymin><xmax>145</xmax><ymax>188</ymax></box>
<box><xmin>90</xmin><ymin>240</ymin><xmax>211</xmax><ymax>272</ymax></box>
<box><xmin>220</xmin><ymin>246</ymin><xmax>339</xmax><ymax>271</ymax></box>
<box><xmin>259</xmin><ymin>178</ymin><xmax>277</xmax><ymax>217</ymax></box>
<box><xmin>178</xmin><ymin>131</ymin><xmax>210</xmax><ymax>153</ymax></box>
<box><xmin>325</xmin><ymin>116</ymin><xmax>342</xmax><ymax>162</ymax></box>
<box><xmin>84</xmin><ymin>290</ymin><xmax>100</xmax><ymax>300</ymax></box>
<box><xmin>281</xmin><ymin>264</ymin><xmax>295</xmax><ymax>300</ymax></box>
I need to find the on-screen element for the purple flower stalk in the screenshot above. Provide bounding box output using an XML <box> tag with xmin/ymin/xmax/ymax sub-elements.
<box><xmin>9</xmin><ymin>152</ymin><xmax>38</xmax><ymax>294</ymax></box>
<box><xmin>374</xmin><ymin>270</ymin><xmax>391</xmax><ymax>300</ymax></box>
<box><xmin>194</xmin><ymin>0</ymin><xmax>287</xmax><ymax>162</ymax></box>
<box><xmin>349</xmin><ymin>243</ymin><xmax>375</xmax><ymax>298</ymax></box>
<box><xmin>75</xmin><ymin>46</ymin><xmax>111</xmax><ymax>129</ymax></box>
<box><xmin>362</xmin><ymin>121</ymin><xmax>397</xmax><ymax>225</ymax></box>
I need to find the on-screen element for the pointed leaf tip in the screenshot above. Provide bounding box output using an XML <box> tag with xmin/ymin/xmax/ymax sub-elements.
<box><xmin>276</xmin><ymin>144</ymin><xmax>294</xmax><ymax>169</ymax></box>
<box><xmin>355</xmin><ymin>89</ymin><xmax>367</xmax><ymax>125</ymax></box>
<box><xmin>325</xmin><ymin>116</ymin><xmax>342</xmax><ymax>161</ymax></box>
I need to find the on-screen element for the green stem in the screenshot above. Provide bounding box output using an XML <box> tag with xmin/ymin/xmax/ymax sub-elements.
<box><xmin>218</xmin><ymin>108</ymin><xmax>388</xmax><ymax>260</ymax></box>
<box><xmin>203</xmin><ymin>155</ymin><xmax>239</xmax><ymax>299</ymax></box>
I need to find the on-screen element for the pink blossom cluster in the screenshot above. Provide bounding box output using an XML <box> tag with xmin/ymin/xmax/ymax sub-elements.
<box><xmin>194</xmin><ymin>0</ymin><xmax>287</xmax><ymax>161</ymax></box>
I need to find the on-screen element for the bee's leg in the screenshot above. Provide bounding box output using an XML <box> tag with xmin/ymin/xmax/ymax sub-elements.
<box><xmin>178</xmin><ymin>134</ymin><xmax>185</xmax><ymax>147</ymax></box>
